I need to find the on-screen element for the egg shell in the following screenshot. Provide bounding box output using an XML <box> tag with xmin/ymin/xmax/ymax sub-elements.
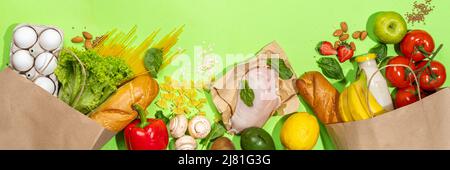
<box><xmin>33</xmin><ymin>76</ymin><xmax>55</xmax><ymax>94</ymax></box>
<box><xmin>25</xmin><ymin>67</ymin><xmax>39</xmax><ymax>80</ymax></box>
<box><xmin>35</xmin><ymin>52</ymin><xmax>57</xmax><ymax>76</ymax></box>
<box><xmin>13</xmin><ymin>26</ymin><xmax>37</xmax><ymax>49</ymax></box>
<box><xmin>49</xmin><ymin>73</ymin><xmax>59</xmax><ymax>95</ymax></box>
<box><xmin>11</xmin><ymin>50</ymin><xmax>34</xmax><ymax>72</ymax></box>
<box><xmin>39</xmin><ymin>29</ymin><xmax>62</xmax><ymax>51</ymax></box>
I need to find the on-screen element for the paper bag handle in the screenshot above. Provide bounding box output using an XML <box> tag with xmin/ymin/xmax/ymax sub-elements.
<box><xmin>366</xmin><ymin>64</ymin><xmax>421</xmax><ymax>118</ymax></box>
<box><xmin>62</xmin><ymin>49</ymin><xmax>88</xmax><ymax>107</ymax></box>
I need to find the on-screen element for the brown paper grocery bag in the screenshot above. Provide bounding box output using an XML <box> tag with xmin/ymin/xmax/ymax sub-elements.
<box><xmin>326</xmin><ymin>88</ymin><xmax>450</xmax><ymax>150</ymax></box>
<box><xmin>211</xmin><ymin>41</ymin><xmax>300</xmax><ymax>131</ymax></box>
<box><xmin>0</xmin><ymin>68</ymin><xmax>115</xmax><ymax>150</ymax></box>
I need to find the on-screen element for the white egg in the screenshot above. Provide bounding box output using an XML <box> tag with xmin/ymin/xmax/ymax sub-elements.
<box><xmin>49</xmin><ymin>73</ymin><xmax>58</xmax><ymax>83</ymax></box>
<box><xmin>11</xmin><ymin>50</ymin><xmax>34</xmax><ymax>72</ymax></box>
<box><xmin>13</xmin><ymin>26</ymin><xmax>38</xmax><ymax>49</ymax></box>
<box><xmin>25</xmin><ymin>67</ymin><xmax>39</xmax><ymax>80</ymax></box>
<box><xmin>49</xmin><ymin>74</ymin><xmax>59</xmax><ymax>96</ymax></box>
<box><xmin>39</xmin><ymin>29</ymin><xmax>62</xmax><ymax>51</ymax></box>
<box><xmin>34</xmin><ymin>76</ymin><xmax>55</xmax><ymax>94</ymax></box>
<box><xmin>35</xmin><ymin>52</ymin><xmax>57</xmax><ymax>75</ymax></box>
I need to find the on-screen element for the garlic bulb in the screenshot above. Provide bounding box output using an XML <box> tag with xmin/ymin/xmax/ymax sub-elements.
<box><xmin>175</xmin><ymin>135</ymin><xmax>197</xmax><ymax>150</ymax></box>
<box><xmin>188</xmin><ymin>115</ymin><xmax>211</xmax><ymax>139</ymax></box>
<box><xmin>169</xmin><ymin>114</ymin><xmax>188</xmax><ymax>138</ymax></box>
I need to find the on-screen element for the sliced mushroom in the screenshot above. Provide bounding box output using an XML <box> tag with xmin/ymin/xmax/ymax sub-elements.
<box><xmin>175</xmin><ymin>135</ymin><xmax>197</xmax><ymax>150</ymax></box>
<box><xmin>188</xmin><ymin>115</ymin><xmax>211</xmax><ymax>139</ymax></box>
<box><xmin>169</xmin><ymin>114</ymin><xmax>188</xmax><ymax>138</ymax></box>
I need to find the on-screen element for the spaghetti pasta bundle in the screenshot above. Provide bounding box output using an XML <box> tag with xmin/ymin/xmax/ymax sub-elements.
<box><xmin>93</xmin><ymin>26</ymin><xmax>185</xmax><ymax>76</ymax></box>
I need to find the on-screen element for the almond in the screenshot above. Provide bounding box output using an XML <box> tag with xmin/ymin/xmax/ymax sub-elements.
<box><xmin>82</xmin><ymin>31</ymin><xmax>93</xmax><ymax>40</ymax></box>
<box><xmin>71</xmin><ymin>36</ymin><xmax>84</xmax><ymax>43</ymax></box>
<box><xmin>340</xmin><ymin>22</ymin><xmax>348</xmax><ymax>32</ymax></box>
<box><xmin>339</xmin><ymin>34</ymin><xmax>349</xmax><ymax>41</ymax></box>
<box><xmin>352</xmin><ymin>31</ymin><xmax>361</xmax><ymax>39</ymax></box>
<box><xmin>360</xmin><ymin>31</ymin><xmax>368</xmax><ymax>41</ymax></box>
<box><xmin>333</xmin><ymin>29</ymin><xmax>343</xmax><ymax>37</ymax></box>
<box><xmin>85</xmin><ymin>40</ymin><xmax>93</xmax><ymax>50</ymax></box>
<box><xmin>350</xmin><ymin>42</ymin><xmax>356</xmax><ymax>51</ymax></box>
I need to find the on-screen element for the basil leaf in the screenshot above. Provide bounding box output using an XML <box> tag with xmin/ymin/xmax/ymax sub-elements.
<box><xmin>369</xmin><ymin>44</ymin><xmax>388</xmax><ymax>64</ymax></box>
<box><xmin>240</xmin><ymin>80</ymin><xmax>255</xmax><ymax>107</ymax></box>
<box><xmin>155</xmin><ymin>110</ymin><xmax>169</xmax><ymax>124</ymax></box>
<box><xmin>144</xmin><ymin>48</ymin><xmax>163</xmax><ymax>78</ymax></box>
<box><xmin>317</xmin><ymin>57</ymin><xmax>345</xmax><ymax>80</ymax></box>
<box><xmin>267</xmin><ymin>58</ymin><xmax>293</xmax><ymax>80</ymax></box>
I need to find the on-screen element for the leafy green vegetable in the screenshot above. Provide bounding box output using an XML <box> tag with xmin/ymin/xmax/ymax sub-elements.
<box><xmin>168</xmin><ymin>138</ymin><xmax>176</xmax><ymax>150</ymax></box>
<box><xmin>316</xmin><ymin>57</ymin><xmax>345</xmax><ymax>81</ymax></box>
<box><xmin>240</xmin><ymin>80</ymin><xmax>255</xmax><ymax>107</ymax></box>
<box><xmin>200</xmin><ymin>122</ymin><xmax>226</xmax><ymax>149</ymax></box>
<box><xmin>144</xmin><ymin>48</ymin><xmax>163</xmax><ymax>78</ymax></box>
<box><xmin>369</xmin><ymin>44</ymin><xmax>388</xmax><ymax>64</ymax></box>
<box><xmin>55</xmin><ymin>48</ymin><xmax>133</xmax><ymax>114</ymax></box>
<box><xmin>267</xmin><ymin>58</ymin><xmax>293</xmax><ymax>80</ymax></box>
<box><xmin>155</xmin><ymin>110</ymin><xmax>169</xmax><ymax>124</ymax></box>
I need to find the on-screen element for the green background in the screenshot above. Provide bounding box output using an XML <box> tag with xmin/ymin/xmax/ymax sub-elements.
<box><xmin>1</xmin><ymin>0</ymin><xmax>449</xmax><ymax>150</ymax></box>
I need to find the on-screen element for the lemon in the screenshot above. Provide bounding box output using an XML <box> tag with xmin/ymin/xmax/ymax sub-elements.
<box><xmin>280</xmin><ymin>112</ymin><xmax>320</xmax><ymax>150</ymax></box>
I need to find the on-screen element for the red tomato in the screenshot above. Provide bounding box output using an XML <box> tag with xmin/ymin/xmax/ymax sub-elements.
<box><xmin>416</xmin><ymin>60</ymin><xmax>447</xmax><ymax>91</ymax></box>
<box><xmin>393</xmin><ymin>86</ymin><xmax>419</xmax><ymax>109</ymax></box>
<box><xmin>399</xmin><ymin>30</ymin><xmax>435</xmax><ymax>62</ymax></box>
<box><xmin>385</xmin><ymin>56</ymin><xmax>416</xmax><ymax>88</ymax></box>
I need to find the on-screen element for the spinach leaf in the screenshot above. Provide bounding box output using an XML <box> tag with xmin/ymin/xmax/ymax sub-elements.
<box><xmin>267</xmin><ymin>58</ymin><xmax>293</xmax><ymax>80</ymax></box>
<box><xmin>168</xmin><ymin>138</ymin><xmax>176</xmax><ymax>150</ymax></box>
<box><xmin>316</xmin><ymin>57</ymin><xmax>345</xmax><ymax>81</ymax></box>
<box><xmin>240</xmin><ymin>80</ymin><xmax>255</xmax><ymax>107</ymax></box>
<box><xmin>200</xmin><ymin>122</ymin><xmax>226</xmax><ymax>149</ymax></box>
<box><xmin>144</xmin><ymin>48</ymin><xmax>163</xmax><ymax>78</ymax></box>
<box><xmin>369</xmin><ymin>44</ymin><xmax>388</xmax><ymax>64</ymax></box>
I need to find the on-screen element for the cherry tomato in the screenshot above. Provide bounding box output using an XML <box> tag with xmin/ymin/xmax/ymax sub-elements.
<box><xmin>416</xmin><ymin>60</ymin><xmax>447</xmax><ymax>91</ymax></box>
<box><xmin>399</xmin><ymin>30</ymin><xmax>435</xmax><ymax>62</ymax></box>
<box><xmin>385</xmin><ymin>56</ymin><xmax>416</xmax><ymax>88</ymax></box>
<box><xmin>393</xmin><ymin>86</ymin><xmax>419</xmax><ymax>109</ymax></box>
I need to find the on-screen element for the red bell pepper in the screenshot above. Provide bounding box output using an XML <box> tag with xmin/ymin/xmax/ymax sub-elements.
<box><xmin>124</xmin><ymin>104</ymin><xmax>169</xmax><ymax>150</ymax></box>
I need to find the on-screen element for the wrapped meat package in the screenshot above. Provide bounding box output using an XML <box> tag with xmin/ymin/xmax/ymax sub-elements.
<box><xmin>211</xmin><ymin>42</ymin><xmax>300</xmax><ymax>134</ymax></box>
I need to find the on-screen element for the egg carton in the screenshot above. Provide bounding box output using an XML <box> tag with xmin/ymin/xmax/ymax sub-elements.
<box><xmin>9</xmin><ymin>24</ymin><xmax>64</xmax><ymax>96</ymax></box>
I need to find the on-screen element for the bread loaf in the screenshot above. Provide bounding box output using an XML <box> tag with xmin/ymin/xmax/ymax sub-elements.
<box><xmin>296</xmin><ymin>71</ymin><xmax>341</xmax><ymax>124</ymax></box>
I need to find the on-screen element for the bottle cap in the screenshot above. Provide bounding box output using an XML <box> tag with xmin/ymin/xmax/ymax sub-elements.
<box><xmin>355</xmin><ymin>53</ymin><xmax>376</xmax><ymax>63</ymax></box>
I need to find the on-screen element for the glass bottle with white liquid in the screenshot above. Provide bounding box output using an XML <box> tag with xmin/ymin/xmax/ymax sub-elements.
<box><xmin>355</xmin><ymin>53</ymin><xmax>394</xmax><ymax>111</ymax></box>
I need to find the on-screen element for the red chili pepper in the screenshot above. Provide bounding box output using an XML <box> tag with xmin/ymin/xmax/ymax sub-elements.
<box><xmin>124</xmin><ymin>104</ymin><xmax>169</xmax><ymax>150</ymax></box>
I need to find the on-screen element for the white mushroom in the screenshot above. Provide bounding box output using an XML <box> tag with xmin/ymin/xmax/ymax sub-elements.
<box><xmin>175</xmin><ymin>135</ymin><xmax>197</xmax><ymax>150</ymax></box>
<box><xmin>169</xmin><ymin>114</ymin><xmax>188</xmax><ymax>138</ymax></box>
<box><xmin>188</xmin><ymin>115</ymin><xmax>211</xmax><ymax>139</ymax></box>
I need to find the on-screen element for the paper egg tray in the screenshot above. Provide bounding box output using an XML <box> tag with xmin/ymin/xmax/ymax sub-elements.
<box><xmin>9</xmin><ymin>24</ymin><xmax>64</xmax><ymax>96</ymax></box>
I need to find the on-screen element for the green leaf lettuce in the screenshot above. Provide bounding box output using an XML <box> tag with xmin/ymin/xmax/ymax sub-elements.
<box><xmin>55</xmin><ymin>48</ymin><xmax>134</xmax><ymax>114</ymax></box>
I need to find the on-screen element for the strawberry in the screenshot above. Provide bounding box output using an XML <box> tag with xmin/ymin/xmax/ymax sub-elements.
<box><xmin>316</xmin><ymin>41</ymin><xmax>337</xmax><ymax>56</ymax></box>
<box><xmin>337</xmin><ymin>43</ymin><xmax>354</xmax><ymax>63</ymax></box>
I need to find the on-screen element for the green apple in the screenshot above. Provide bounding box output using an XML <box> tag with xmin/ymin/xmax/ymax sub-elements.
<box><xmin>366</xmin><ymin>11</ymin><xmax>407</xmax><ymax>44</ymax></box>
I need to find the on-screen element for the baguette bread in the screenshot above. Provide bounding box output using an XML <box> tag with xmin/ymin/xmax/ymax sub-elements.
<box><xmin>296</xmin><ymin>71</ymin><xmax>341</xmax><ymax>124</ymax></box>
<box><xmin>89</xmin><ymin>75</ymin><xmax>159</xmax><ymax>132</ymax></box>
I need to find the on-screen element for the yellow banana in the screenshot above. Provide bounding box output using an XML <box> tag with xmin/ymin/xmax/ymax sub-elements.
<box><xmin>347</xmin><ymin>83</ymin><xmax>370</xmax><ymax>121</ymax></box>
<box><xmin>339</xmin><ymin>71</ymin><xmax>386</xmax><ymax>123</ymax></box>
<box><xmin>338</xmin><ymin>88</ymin><xmax>353</xmax><ymax>122</ymax></box>
<box><xmin>354</xmin><ymin>72</ymin><xmax>385</xmax><ymax>117</ymax></box>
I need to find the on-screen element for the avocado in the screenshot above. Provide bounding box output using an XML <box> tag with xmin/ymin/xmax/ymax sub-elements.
<box><xmin>240</xmin><ymin>127</ymin><xmax>275</xmax><ymax>150</ymax></box>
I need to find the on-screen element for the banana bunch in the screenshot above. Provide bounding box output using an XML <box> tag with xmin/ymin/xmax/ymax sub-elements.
<box><xmin>338</xmin><ymin>72</ymin><xmax>385</xmax><ymax>122</ymax></box>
